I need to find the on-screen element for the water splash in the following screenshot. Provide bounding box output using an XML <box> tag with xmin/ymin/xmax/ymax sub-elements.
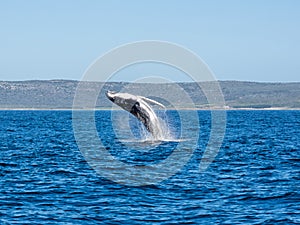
<box><xmin>139</xmin><ymin>109</ymin><xmax>174</xmax><ymax>142</ymax></box>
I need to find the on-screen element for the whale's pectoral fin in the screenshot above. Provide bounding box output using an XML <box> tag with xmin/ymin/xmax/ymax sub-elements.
<box><xmin>140</xmin><ymin>96</ymin><xmax>165</xmax><ymax>108</ymax></box>
<box><xmin>130</xmin><ymin>102</ymin><xmax>151</xmax><ymax>132</ymax></box>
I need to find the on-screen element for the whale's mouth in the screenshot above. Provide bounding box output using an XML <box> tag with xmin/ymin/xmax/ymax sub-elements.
<box><xmin>106</xmin><ymin>90</ymin><xmax>116</xmax><ymax>102</ymax></box>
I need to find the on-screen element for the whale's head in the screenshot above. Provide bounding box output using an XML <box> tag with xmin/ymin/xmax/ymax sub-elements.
<box><xmin>106</xmin><ymin>91</ymin><xmax>138</xmax><ymax>111</ymax></box>
<box><xmin>106</xmin><ymin>90</ymin><xmax>117</xmax><ymax>102</ymax></box>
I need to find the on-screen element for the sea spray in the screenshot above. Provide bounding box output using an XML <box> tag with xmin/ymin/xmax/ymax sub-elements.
<box><xmin>139</xmin><ymin>109</ymin><xmax>174</xmax><ymax>141</ymax></box>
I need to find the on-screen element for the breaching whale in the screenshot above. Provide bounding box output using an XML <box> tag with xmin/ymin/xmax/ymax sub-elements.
<box><xmin>106</xmin><ymin>91</ymin><xmax>165</xmax><ymax>139</ymax></box>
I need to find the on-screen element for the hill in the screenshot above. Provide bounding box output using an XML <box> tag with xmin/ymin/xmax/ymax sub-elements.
<box><xmin>0</xmin><ymin>80</ymin><xmax>299</xmax><ymax>109</ymax></box>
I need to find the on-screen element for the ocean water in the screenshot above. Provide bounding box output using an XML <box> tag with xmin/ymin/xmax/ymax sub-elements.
<box><xmin>0</xmin><ymin>110</ymin><xmax>299</xmax><ymax>224</ymax></box>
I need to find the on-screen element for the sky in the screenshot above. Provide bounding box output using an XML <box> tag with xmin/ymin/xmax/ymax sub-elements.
<box><xmin>0</xmin><ymin>0</ymin><xmax>299</xmax><ymax>82</ymax></box>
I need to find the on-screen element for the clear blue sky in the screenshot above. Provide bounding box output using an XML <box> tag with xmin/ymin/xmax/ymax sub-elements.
<box><xmin>0</xmin><ymin>0</ymin><xmax>299</xmax><ymax>82</ymax></box>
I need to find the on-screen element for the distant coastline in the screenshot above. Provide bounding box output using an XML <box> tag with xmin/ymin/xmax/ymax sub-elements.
<box><xmin>1</xmin><ymin>80</ymin><xmax>300</xmax><ymax>110</ymax></box>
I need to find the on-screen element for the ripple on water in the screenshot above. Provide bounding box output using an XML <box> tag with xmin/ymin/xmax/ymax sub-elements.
<box><xmin>0</xmin><ymin>110</ymin><xmax>299</xmax><ymax>224</ymax></box>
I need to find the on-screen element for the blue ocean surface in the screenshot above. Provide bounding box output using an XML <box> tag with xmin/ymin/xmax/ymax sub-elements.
<box><xmin>0</xmin><ymin>110</ymin><xmax>299</xmax><ymax>224</ymax></box>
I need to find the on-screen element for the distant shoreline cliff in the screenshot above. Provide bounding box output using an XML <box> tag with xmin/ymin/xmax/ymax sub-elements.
<box><xmin>0</xmin><ymin>80</ymin><xmax>299</xmax><ymax>109</ymax></box>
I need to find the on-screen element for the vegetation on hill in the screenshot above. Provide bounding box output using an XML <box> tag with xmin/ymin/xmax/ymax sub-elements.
<box><xmin>0</xmin><ymin>80</ymin><xmax>299</xmax><ymax>109</ymax></box>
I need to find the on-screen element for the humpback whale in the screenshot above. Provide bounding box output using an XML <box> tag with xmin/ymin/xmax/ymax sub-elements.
<box><xmin>106</xmin><ymin>91</ymin><xmax>165</xmax><ymax>139</ymax></box>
